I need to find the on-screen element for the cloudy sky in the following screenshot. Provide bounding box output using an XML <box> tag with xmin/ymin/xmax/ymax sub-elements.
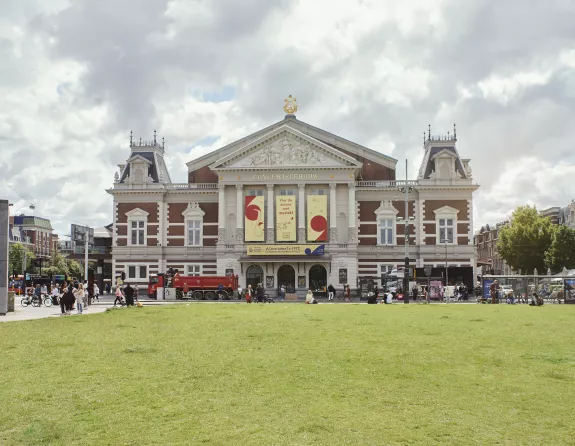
<box><xmin>1</xmin><ymin>0</ymin><xmax>575</xmax><ymax>236</ymax></box>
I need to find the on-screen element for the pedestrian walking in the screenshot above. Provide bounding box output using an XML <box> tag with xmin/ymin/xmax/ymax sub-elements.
<box><xmin>237</xmin><ymin>285</ymin><xmax>243</xmax><ymax>301</ymax></box>
<box><xmin>62</xmin><ymin>285</ymin><xmax>75</xmax><ymax>315</ymax></box>
<box><xmin>246</xmin><ymin>284</ymin><xmax>252</xmax><ymax>303</ymax></box>
<box><xmin>94</xmin><ymin>284</ymin><xmax>100</xmax><ymax>302</ymax></box>
<box><xmin>344</xmin><ymin>284</ymin><xmax>351</xmax><ymax>302</ymax></box>
<box><xmin>280</xmin><ymin>284</ymin><xmax>286</xmax><ymax>301</ymax></box>
<box><xmin>134</xmin><ymin>284</ymin><xmax>139</xmax><ymax>302</ymax></box>
<box><xmin>114</xmin><ymin>286</ymin><xmax>124</xmax><ymax>307</ymax></box>
<box><xmin>327</xmin><ymin>284</ymin><xmax>335</xmax><ymax>301</ymax></box>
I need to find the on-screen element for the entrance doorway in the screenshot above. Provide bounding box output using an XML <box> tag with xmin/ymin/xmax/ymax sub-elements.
<box><xmin>309</xmin><ymin>264</ymin><xmax>327</xmax><ymax>296</ymax></box>
<box><xmin>277</xmin><ymin>265</ymin><xmax>295</xmax><ymax>293</ymax></box>
<box><xmin>246</xmin><ymin>265</ymin><xmax>264</xmax><ymax>289</ymax></box>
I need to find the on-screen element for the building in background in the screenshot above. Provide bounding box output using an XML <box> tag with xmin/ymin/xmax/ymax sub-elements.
<box><xmin>108</xmin><ymin>104</ymin><xmax>479</xmax><ymax>295</ymax></box>
<box><xmin>474</xmin><ymin>222</ymin><xmax>510</xmax><ymax>275</ymax></box>
<box><xmin>540</xmin><ymin>201</ymin><xmax>575</xmax><ymax>229</ymax></box>
<box><xmin>9</xmin><ymin>215</ymin><xmax>54</xmax><ymax>259</ymax></box>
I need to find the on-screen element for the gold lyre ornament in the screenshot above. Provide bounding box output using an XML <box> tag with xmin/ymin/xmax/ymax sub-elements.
<box><xmin>283</xmin><ymin>95</ymin><xmax>298</xmax><ymax>114</ymax></box>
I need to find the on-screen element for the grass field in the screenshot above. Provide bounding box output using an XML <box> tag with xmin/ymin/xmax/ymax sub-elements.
<box><xmin>1</xmin><ymin>304</ymin><xmax>574</xmax><ymax>445</ymax></box>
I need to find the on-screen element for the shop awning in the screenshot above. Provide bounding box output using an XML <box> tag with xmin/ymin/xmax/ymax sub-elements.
<box><xmin>238</xmin><ymin>255</ymin><xmax>332</xmax><ymax>263</ymax></box>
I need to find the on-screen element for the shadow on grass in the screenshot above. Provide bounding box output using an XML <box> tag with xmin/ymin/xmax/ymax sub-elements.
<box><xmin>123</xmin><ymin>347</ymin><xmax>157</xmax><ymax>354</ymax></box>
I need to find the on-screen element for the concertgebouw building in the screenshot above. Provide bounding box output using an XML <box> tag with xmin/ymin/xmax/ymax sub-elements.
<box><xmin>107</xmin><ymin>98</ymin><xmax>479</xmax><ymax>298</ymax></box>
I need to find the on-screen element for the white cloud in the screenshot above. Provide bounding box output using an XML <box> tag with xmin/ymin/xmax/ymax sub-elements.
<box><xmin>1</xmin><ymin>0</ymin><xmax>575</xmax><ymax>237</ymax></box>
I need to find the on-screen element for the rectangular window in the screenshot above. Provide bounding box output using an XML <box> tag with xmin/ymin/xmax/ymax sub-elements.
<box><xmin>439</xmin><ymin>218</ymin><xmax>454</xmax><ymax>243</ymax></box>
<box><xmin>127</xmin><ymin>265</ymin><xmax>147</xmax><ymax>280</ymax></box>
<box><xmin>247</xmin><ymin>189</ymin><xmax>263</xmax><ymax>196</ymax></box>
<box><xmin>279</xmin><ymin>190</ymin><xmax>295</xmax><ymax>196</ymax></box>
<box><xmin>379</xmin><ymin>219</ymin><xmax>394</xmax><ymax>245</ymax></box>
<box><xmin>310</xmin><ymin>189</ymin><xmax>325</xmax><ymax>195</ymax></box>
<box><xmin>187</xmin><ymin>220</ymin><xmax>201</xmax><ymax>246</ymax></box>
<box><xmin>130</xmin><ymin>220</ymin><xmax>145</xmax><ymax>245</ymax></box>
<box><xmin>187</xmin><ymin>264</ymin><xmax>201</xmax><ymax>276</ymax></box>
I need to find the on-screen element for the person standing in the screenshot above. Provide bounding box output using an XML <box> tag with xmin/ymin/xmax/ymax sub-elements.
<box><xmin>327</xmin><ymin>284</ymin><xmax>335</xmax><ymax>301</ymax></box>
<box><xmin>412</xmin><ymin>285</ymin><xmax>418</xmax><ymax>302</ymax></box>
<box><xmin>344</xmin><ymin>284</ymin><xmax>351</xmax><ymax>302</ymax></box>
<box><xmin>75</xmin><ymin>284</ymin><xmax>85</xmax><ymax>314</ymax></box>
<box><xmin>134</xmin><ymin>284</ymin><xmax>139</xmax><ymax>302</ymax></box>
<box><xmin>217</xmin><ymin>283</ymin><xmax>224</xmax><ymax>300</ymax></box>
<box><xmin>256</xmin><ymin>283</ymin><xmax>264</xmax><ymax>303</ymax></box>
<box><xmin>280</xmin><ymin>284</ymin><xmax>286</xmax><ymax>302</ymax></box>
<box><xmin>51</xmin><ymin>284</ymin><xmax>60</xmax><ymax>306</ymax></box>
<box><xmin>124</xmin><ymin>283</ymin><xmax>135</xmax><ymax>306</ymax></box>
<box><xmin>246</xmin><ymin>284</ymin><xmax>252</xmax><ymax>303</ymax></box>
<box><xmin>237</xmin><ymin>284</ymin><xmax>243</xmax><ymax>301</ymax></box>
<box><xmin>62</xmin><ymin>285</ymin><xmax>75</xmax><ymax>315</ymax></box>
<box><xmin>93</xmin><ymin>284</ymin><xmax>100</xmax><ymax>302</ymax></box>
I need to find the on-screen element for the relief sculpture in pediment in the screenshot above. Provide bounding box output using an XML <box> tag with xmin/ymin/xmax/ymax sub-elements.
<box><xmin>247</xmin><ymin>138</ymin><xmax>326</xmax><ymax>166</ymax></box>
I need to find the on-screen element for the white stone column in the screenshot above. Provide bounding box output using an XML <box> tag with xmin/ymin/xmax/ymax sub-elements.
<box><xmin>329</xmin><ymin>183</ymin><xmax>337</xmax><ymax>243</ymax></box>
<box><xmin>348</xmin><ymin>183</ymin><xmax>358</xmax><ymax>243</ymax></box>
<box><xmin>298</xmin><ymin>184</ymin><xmax>306</xmax><ymax>242</ymax></box>
<box><xmin>236</xmin><ymin>184</ymin><xmax>243</xmax><ymax>243</ymax></box>
<box><xmin>267</xmin><ymin>185</ymin><xmax>275</xmax><ymax>241</ymax></box>
<box><xmin>218</xmin><ymin>184</ymin><xmax>225</xmax><ymax>243</ymax></box>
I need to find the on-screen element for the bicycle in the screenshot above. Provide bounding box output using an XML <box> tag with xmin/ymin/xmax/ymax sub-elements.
<box><xmin>21</xmin><ymin>294</ymin><xmax>50</xmax><ymax>307</ymax></box>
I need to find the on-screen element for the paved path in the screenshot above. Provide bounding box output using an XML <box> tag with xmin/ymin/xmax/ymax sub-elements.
<box><xmin>0</xmin><ymin>302</ymin><xmax>112</xmax><ymax>322</ymax></box>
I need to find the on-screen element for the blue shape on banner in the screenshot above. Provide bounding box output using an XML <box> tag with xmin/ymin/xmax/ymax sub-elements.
<box><xmin>305</xmin><ymin>245</ymin><xmax>325</xmax><ymax>256</ymax></box>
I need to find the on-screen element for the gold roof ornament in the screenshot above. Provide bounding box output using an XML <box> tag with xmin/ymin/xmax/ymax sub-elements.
<box><xmin>283</xmin><ymin>95</ymin><xmax>298</xmax><ymax>114</ymax></box>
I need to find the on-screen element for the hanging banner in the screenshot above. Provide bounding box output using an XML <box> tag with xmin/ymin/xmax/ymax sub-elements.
<box><xmin>307</xmin><ymin>195</ymin><xmax>328</xmax><ymax>241</ymax></box>
<box><xmin>247</xmin><ymin>244</ymin><xmax>325</xmax><ymax>256</ymax></box>
<box><xmin>245</xmin><ymin>196</ymin><xmax>265</xmax><ymax>241</ymax></box>
<box><xmin>276</xmin><ymin>196</ymin><xmax>296</xmax><ymax>241</ymax></box>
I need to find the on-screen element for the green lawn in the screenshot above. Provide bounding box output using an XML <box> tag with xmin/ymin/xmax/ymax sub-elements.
<box><xmin>1</xmin><ymin>304</ymin><xmax>574</xmax><ymax>445</ymax></box>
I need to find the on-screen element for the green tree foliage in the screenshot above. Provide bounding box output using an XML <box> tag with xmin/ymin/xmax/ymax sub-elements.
<box><xmin>497</xmin><ymin>205</ymin><xmax>555</xmax><ymax>274</ymax></box>
<box><xmin>68</xmin><ymin>260</ymin><xmax>84</xmax><ymax>280</ymax></box>
<box><xmin>545</xmin><ymin>225</ymin><xmax>575</xmax><ymax>273</ymax></box>
<box><xmin>8</xmin><ymin>243</ymin><xmax>35</xmax><ymax>275</ymax></box>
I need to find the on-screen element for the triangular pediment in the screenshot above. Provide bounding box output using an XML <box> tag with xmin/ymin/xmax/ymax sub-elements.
<box><xmin>210</xmin><ymin>126</ymin><xmax>362</xmax><ymax>170</ymax></box>
<box><xmin>126</xmin><ymin>154</ymin><xmax>152</xmax><ymax>164</ymax></box>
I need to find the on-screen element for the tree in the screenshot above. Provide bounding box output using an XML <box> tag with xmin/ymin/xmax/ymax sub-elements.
<box><xmin>545</xmin><ymin>225</ymin><xmax>575</xmax><ymax>273</ymax></box>
<box><xmin>68</xmin><ymin>260</ymin><xmax>84</xmax><ymax>280</ymax></box>
<box><xmin>8</xmin><ymin>243</ymin><xmax>35</xmax><ymax>276</ymax></box>
<box><xmin>497</xmin><ymin>205</ymin><xmax>555</xmax><ymax>274</ymax></box>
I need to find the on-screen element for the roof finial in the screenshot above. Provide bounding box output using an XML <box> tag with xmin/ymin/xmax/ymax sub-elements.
<box><xmin>130</xmin><ymin>130</ymin><xmax>133</xmax><ymax>146</ymax></box>
<box><xmin>428</xmin><ymin>124</ymin><xmax>431</xmax><ymax>140</ymax></box>
<box><xmin>453</xmin><ymin>123</ymin><xmax>457</xmax><ymax>141</ymax></box>
<box><xmin>139</xmin><ymin>137</ymin><xmax>142</xmax><ymax>145</ymax></box>
<box><xmin>162</xmin><ymin>137</ymin><xmax>165</xmax><ymax>148</ymax></box>
<box><xmin>154</xmin><ymin>130</ymin><xmax>157</xmax><ymax>145</ymax></box>
<box><xmin>447</xmin><ymin>131</ymin><xmax>451</xmax><ymax>139</ymax></box>
<box><xmin>423</xmin><ymin>131</ymin><xmax>426</xmax><ymax>146</ymax></box>
<box><xmin>283</xmin><ymin>95</ymin><xmax>298</xmax><ymax>114</ymax></box>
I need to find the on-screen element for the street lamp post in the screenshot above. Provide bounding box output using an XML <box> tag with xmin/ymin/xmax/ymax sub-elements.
<box><xmin>398</xmin><ymin>160</ymin><xmax>415</xmax><ymax>304</ymax></box>
<box><xmin>442</xmin><ymin>239</ymin><xmax>449</xmax><ymax>303</ymax></box>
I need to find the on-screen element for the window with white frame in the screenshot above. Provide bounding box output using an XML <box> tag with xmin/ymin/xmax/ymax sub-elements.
<box><xmin>379</xmin><ymin>219</ymin><xmax>394</xmax><ymax>245</ymax></box>
<box><xmin>187</xmin><ymin>264</ymin><xmax>202</xmax><ymax>276</ymax></box>
<box><xmin>187</xmin><ymin>220</ymin><xmax>201</xmax><ymax>246</ymax></box>
<box><xmin>182</xmin><ymin>202</ymin><xmax>205</xmax><ymax>246</ymax></box>
<box><xmin>310</xmin><ymin>189</ymin><xmax>326</xmax><ymax>195</ymax></box>
<box><xmin>374</xmin><ymin>200</ymin><xmax>399</xmax><ymax>246</ymax></box>
<box><xmin>126</xmin><ymin>208</ymin><xmax>149</xmax><ymax>246</ymax></box>
<box><xmin>279</xmin><ymin>189</ymin><xmax>295</xmax><ymax>196</ymax></box>
<box><xmin>434</xmin><ymin>206</ymin><xmax>459</xmax><ymax>244</ymax></box>
<box><xmin>127</xmin><ymin>265</ymin><xmax>147</xmax><ymax>280</ymax></box>
<box><xmin>438</xmin><ymin>218</ymin><xmax>454</xmax><ymax>243</ymax></box>
<box><xmin>247</xmin><ymin>189</ymin><xmax>264</xmax><ymax>197</ymax></box>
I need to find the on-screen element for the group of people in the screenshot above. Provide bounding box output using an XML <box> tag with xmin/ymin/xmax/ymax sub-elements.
<box><xmin>50</xmin><ymin>282</ymin><xmax>88</xmax><ymax>315</ymax></box>
<box><xmin>114</xmin><ymin>283</ymin><xmax>138</xmax><ymax>306</ymax></box>
<box><xmin>238</xmin><ymin>283</ymin><xmax>267</xmax><ymax>303</ymax></box>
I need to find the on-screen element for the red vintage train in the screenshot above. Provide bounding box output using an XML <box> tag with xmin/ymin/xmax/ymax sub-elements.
<box><xmin>148</xmin><ymin>272</ymin><xmax>238</xmax><ymax>300</ymax></box>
